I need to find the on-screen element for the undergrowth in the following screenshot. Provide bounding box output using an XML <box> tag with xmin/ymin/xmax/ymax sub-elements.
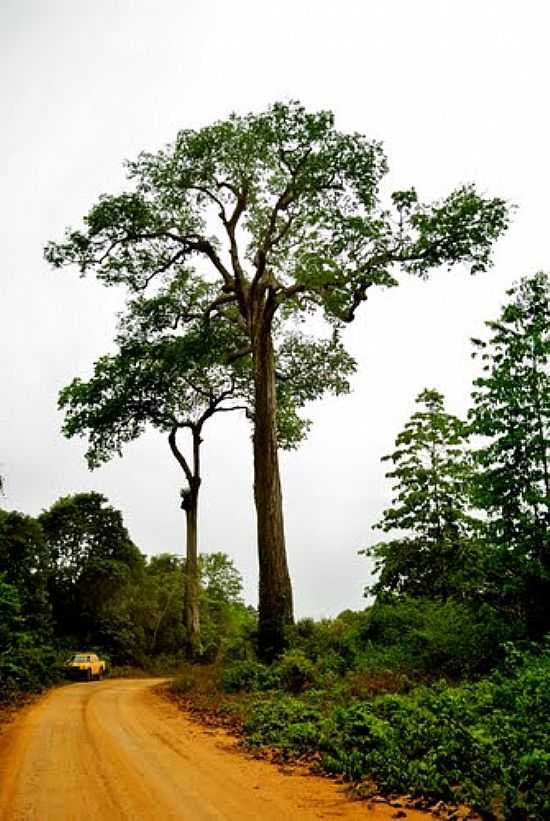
<box><xmin>168</xmin><ymin>644</ymin><xmax>550</xmax><ymax>820</ymax></box>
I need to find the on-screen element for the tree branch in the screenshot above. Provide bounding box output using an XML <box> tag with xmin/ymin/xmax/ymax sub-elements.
<box><xmin>225</xmin><ymin>345</ymin><xmax>253</xmax><ymax>364</ymax></box>
<box><xmin>252</xmin><ymin>150</ymin><xmax>311</xmax><ymax>292</ymax></box>
<box><xmin>188</xmin><ymin>185</ymin><xmax>227</xmax><ymax>221</ymax></box>
<box><xmin>93</xmin><ymin>228</ymin><xmax>236</xmax><ymax>289</ymax></box>
<box><xmin>203</xmin><ymin>292</ymin><xmax>239</xmax><ymax>321</ymax></box>
<box><xmin>211</xmin><ymin>404</ymin><xmax>249</xmax><ymax>413</ymax></box>
<box><xmin>168</xmin><ymin>426</ymin><xmax>193</xmax><ymax>486</ymax></box>
<box><xmin>221</xmin><ymin>186</ymin><xmax>249</xmax><ymax>319</ymax></box>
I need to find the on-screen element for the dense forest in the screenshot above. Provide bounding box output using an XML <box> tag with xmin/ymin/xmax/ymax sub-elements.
<box><xmin>1</xmin><ymin>104</ymin><xmax>548</xmax><ymax>819</ymax></box>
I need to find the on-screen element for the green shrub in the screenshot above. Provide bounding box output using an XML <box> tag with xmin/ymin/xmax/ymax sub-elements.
<box><xmin>237</xmin><ymin>646</ymin><xmax>550</xmax><ymax>819</ymax></box>
<box><xmin>274</xmin><ymin>649</ymin><xmax>318</xmax><ymax>693</ymax></box>
<box><xmin>0</xmin><ymin>574</ymin><xmax>61</xmax><ymax>699</ymax></box>
<box><xmin>0</xmin><ymin>641</ymin><xmax>63</xmax><ymax>698</ymax></box>
<box><xmin>286</xmin><ymin>613</ymin><xmax>371</xmax><ymax>673</ymax></box>
<box><xmin>285</xmin><ymin>599</ymin><xmax>516</xmax><ymax>681</ymax></box>
<box><xmin>359</xmin><ymin>597</ymin><xmax>519</xmax><ymax>677</ymax></box>
<box><xmin>244</xmin><ymin>696</ymin><xmax>327</xmax><ymax>752</ymax></box>
<box><xmin>217</xmin><ymin>660</ymin><xmax>280</xmax><ymax>693</ymax></box>
<box><xmin>323</xmin><ymin>647</ymin><xmax>550</xmax><ymax>816</ymax></box>
<box><xmin>170</xmin><ymin>669</ymin><xmax>197</xmax><ymax>695</ymax></box>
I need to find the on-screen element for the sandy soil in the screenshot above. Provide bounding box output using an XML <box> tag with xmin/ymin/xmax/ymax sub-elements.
<box><xmin>0</xmin><ymin>678</ymin><xmax>430</xmax><ymax>820</ymax></box>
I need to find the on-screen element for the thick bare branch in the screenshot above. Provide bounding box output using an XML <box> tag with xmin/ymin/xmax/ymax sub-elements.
<box><xmin>168</xmin><ymin>426</ymin><xmax>193</xmax><ymax>486</ymax></box>
<box><xmin>188</xmin><ymin>185</ymin><xmax>227</xmax><ymax>221</ymax></box>
<box><xmin>221</xmin><ymin>186</ymin><xmax>249</xmax><ymax>318</ymax></box>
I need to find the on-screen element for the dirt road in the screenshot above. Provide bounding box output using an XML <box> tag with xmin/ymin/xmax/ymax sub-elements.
<box><xmin>0</xmin><ymin>679</ymin><xmax>428</xmax><ymax>820</ymax></box>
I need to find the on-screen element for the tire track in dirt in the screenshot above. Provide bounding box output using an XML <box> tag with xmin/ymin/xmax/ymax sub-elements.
<box><xmin>0</xmin><ymin>678</ymin><xmax>430</xmax><ymax>820</ymax></box>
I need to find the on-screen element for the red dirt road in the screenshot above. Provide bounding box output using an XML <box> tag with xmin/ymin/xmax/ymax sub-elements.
<box><xmin>0</xmin><ymin>679</ymin><xmax>429</xmax><ymax>820</ymax></box>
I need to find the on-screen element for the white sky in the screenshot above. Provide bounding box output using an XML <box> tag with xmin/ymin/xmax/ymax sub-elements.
<box><xmin>1</xmin><ymin>0</ymin><xmax>549</xmax><ymax>617</ymax></box>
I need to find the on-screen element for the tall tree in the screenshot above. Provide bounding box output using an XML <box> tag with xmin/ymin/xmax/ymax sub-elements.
<box><xmin>59</xmin><ymin>323</ymin><xmax>247</xmax><ymax>657</ymax></box>
<box><xmin>469</xmin><ymin>272</ymin><xmax>550</xmax><ymax>636</ymax></box>
<box><xmin>39</xmin><ymin>492</ymin><xmax>143</xmax><ymax>646</ymax></box>
<box><xmin>0</xmin><ymin>509</ymin><xmax>52</xmax><ymax>636</ymax></box>
<box><xmin>46</xmin><ymin>101</ymin><xmax>509</xmax><ymax>658</ymax></box>
<box><xmin>363</xmin><ymin>389</ymin><xmax>483</xmax><ymax>600</ymax></box>
<box><xmin>144</xmin><ymin>554</ymin><xmax>186</xmax><ymax>657</ymax></box>
<box><xmin>59</xmin><ymin>277</ymin><xmax>354</xmax><ymax>656</ymax></box>
<box><xmin>198</xmin><ymin>551</ymin><xmax>254</xmax><ymax>661</ymax></box>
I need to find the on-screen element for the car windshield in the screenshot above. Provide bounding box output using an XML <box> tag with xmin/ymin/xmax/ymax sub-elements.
<box><xmin>72</xmin><ymin>655</ymin><xmax>91</xmax><ymax>661</ymax></box>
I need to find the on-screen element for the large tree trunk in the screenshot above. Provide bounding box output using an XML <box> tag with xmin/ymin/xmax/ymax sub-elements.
<box><xmin>253</xmin><ymin>317</ymin><xmax>294</xmax><ymax>662</ymax></box>
<box><xmin>183</xmin><ymin>495</ymin><xmax>201</xmax><ymax>658</ymax></box>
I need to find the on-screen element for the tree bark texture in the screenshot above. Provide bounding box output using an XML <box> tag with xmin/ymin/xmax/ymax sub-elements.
<box><xmin>183</xmin><ymin>497</ymin><xmax>201</xmax><ymax>658</ymax></box>
<box><xmin>252</xmin><ymin>318</ymin><xmax>294</xmax><ymax>661</ymax></box>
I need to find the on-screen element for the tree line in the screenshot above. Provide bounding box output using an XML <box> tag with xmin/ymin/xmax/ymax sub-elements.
<box><xmin>0</xmin><ymin>490</ymin><xmax>250</xmax><ymax>694</ymax></box>
<box><xmin>2</xmin><ymin>267</ymin><xmax>546</xmax><ymax>699</ymax></box>
<box><xmin>364</xmin><ymin>272</ymin><xmax>549</xmax><ymax>641</ymax></box>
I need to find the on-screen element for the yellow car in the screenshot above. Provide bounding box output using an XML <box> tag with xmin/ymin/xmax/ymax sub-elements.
<box><xmin>66</xmin><ymin>652</ymin><xmax>106</xmax><ymax>681</ymax></box>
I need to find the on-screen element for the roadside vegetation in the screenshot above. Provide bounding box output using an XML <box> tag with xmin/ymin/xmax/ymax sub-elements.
<box><xmin>168</xmin><ymin>630</ymin><xmax>549</xmax><ymax>820</ymax></box>
<box><xmin>166</xmin><ymin>272</ymin><xmax>548</xmax><ymax>820</ymax></box>
<box><xmin>2</xmin><ymin>104</ymin><xmax>548</xmax><ymax>819</ymax></box>
<box><xmin>0</xmin><ymin>490</ymin><xmax>251</xmax><ymax>699</ymax></box>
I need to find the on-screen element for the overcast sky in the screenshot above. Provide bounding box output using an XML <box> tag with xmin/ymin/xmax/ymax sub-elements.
<box><xmin>1</xmin><ymin>0</ymin><xmax>549</xmax><ymax>617</ymax></box>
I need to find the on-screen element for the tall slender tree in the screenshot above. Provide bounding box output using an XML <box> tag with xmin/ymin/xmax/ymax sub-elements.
<box><xmin>60</xmin><ymin>322</ymin><xmax>247</xmax><ymax>656</ymax></box>
<box><xmin>59</xmin><ymin>276</ymin><xmax>355</xmax><ymax>655</ymax></box>
<box><xmin>363</xmin><ymin>389</ymin><xmax>482</xmax><ymax>600</ymax></box>
<box><xmin>46</xmin><ymin>101</ymin><xmax>509</xmax><ymax>658</ymax></box>
<box><xmin>469</xmin><ymin>271</ymin><xmax>550</xmax><ymax>636</ymax></box>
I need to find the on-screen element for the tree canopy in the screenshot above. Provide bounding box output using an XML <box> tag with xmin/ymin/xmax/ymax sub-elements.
<box><xmin>39</xmin><ymin>492</ymin><xmax>143</xmax><ymax>645</ymax></box>
<box><xmin>45</xmin><ymin>101</ymin><xmax>509</xmax><ymax>313</ymax></box>
<box><xmin>59</xmin><ymin>276</ymin><xmax>356</xmax><ymax>465</ymax></box>
<box><xmin>469</xmin><ymin>271</ymin><xmax>550</xmax><ymax>636</ymax></box>
<box><xmin>0</xmin><ymin>509</ymin><xmax>52</xmax><ymax>635</ymax></box>
<box><xmin>363</xmin><ymin>389</ymin><xmax>483</xmax><ymax>600</ymax></box>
